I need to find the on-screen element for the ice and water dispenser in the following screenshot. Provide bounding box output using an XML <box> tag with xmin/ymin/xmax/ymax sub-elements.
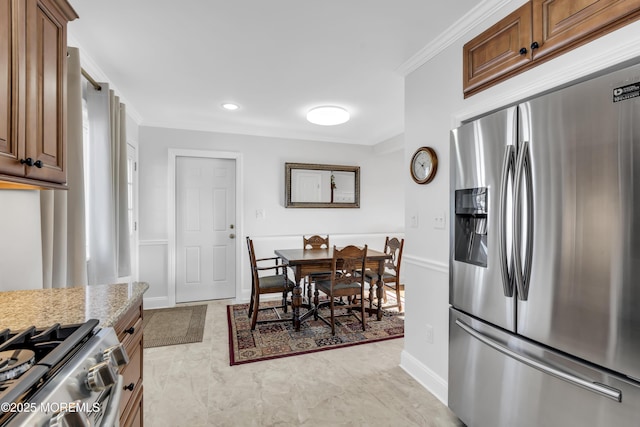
<box><xmin>454</xmin><ymin>188</ymin><xmax>488</xmax><ymax>267</ymax></box>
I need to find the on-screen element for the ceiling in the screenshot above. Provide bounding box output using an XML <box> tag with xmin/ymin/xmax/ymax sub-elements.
<box><xmin>67</xmin><ymin>1</ymin><xmax>477</xmax><ymax>146</ymax></box>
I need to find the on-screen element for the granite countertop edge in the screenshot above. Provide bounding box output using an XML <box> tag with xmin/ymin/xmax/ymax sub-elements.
<box><xmin>0</xmin><ymin>282</ymin><xmax>149</xmax><ymax>330</ymax></box>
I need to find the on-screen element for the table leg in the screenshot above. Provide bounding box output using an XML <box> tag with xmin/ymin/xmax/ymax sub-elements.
<box><xmin>292</xmin><ymin>267</ymin><xmax>303</xmax><ymax>331</ymax></box>
<box><xmin>376</xmin><ymin>259</ymin><xmax>384</xmax><ymax>320</ymax></box>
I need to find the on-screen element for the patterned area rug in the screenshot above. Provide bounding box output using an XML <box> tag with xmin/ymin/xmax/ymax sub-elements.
<box><xmin>143</xmin><ymin>305</ymin><xmax>207</xmax><ymax>348</ymax></box>
<box><xmin>227</xmin><ymin>299</ymin><xmax>404</xmax><ymax>365</ymax></box>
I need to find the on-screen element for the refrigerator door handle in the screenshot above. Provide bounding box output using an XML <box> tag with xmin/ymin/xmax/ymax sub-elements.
<box><xmin>455</xmin><ymin>319</ymin><xmax>622</xmax><ymax>402</ymax></box>
<box><xmin>513</xmin><ymin>141</ymin><xmax>533</xmax><ymax>300</ymax></box>
<box><xmin>499</xmin><ymin>145</ymin><xmax>515</xmax><ymax>297</ymax></box>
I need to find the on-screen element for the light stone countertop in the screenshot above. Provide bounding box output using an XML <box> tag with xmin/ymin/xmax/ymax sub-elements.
<box><xmin>0</xmin><ymin>282</ymin><xmax>149</xmax><ymax>330</ymax></box>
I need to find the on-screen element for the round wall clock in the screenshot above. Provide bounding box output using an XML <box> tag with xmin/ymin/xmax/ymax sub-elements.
<box><xmin>410</xmin><ymin>146</ymin><xmax>438</xmax><ymax>184</ymax></box>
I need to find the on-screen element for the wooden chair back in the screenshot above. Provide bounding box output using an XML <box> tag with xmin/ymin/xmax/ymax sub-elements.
<box><xmin>329</xmin><ymin>245</ymin><xmax>367</xmax><ymax>293</ymax></box>
<box><xmin>303</xmin><ymin>235</ymin><xmax>329</xmax><ymax>250</ymax></box>
<box><xmin>384</xmin><ymin>236</ymin><xmax>404</xmax><ymax>278</ymax></box>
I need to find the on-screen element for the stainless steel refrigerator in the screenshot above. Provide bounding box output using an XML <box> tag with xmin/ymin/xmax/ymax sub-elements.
<box><xmin>449</xmin><ymin>61</ymin><xmax>640</xmax><ymax>426</ymax></box>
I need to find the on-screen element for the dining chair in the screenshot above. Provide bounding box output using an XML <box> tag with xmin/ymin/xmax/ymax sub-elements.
<box><xmin>364</xmin><ymin>236</ymin><xmax>404</xmax><ymax>312</ymax></box>
<box><xmin>246</xmin><ymin>237</ymin><xmax>295</xmax><ymax>330</ymax></box>
<box><xmin>314</xmin><ymin>245</ymin><xmax>368</xmax><ymax>335</ymax></box>
<box><xmin>302</xmin><ymin>235</ymin><xmax>330</xmax><ymax>301</ymax></box>
<box><xmin>303</xmin><ymin>235</ymin><xmax>330</xmax><ymax>250</ymax></box>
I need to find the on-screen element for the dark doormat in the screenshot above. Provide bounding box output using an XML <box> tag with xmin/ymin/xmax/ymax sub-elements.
<box><xmin>143</xmin><ymin>305</ymin><xmax>207</xmax><ymax>348</ymax></box>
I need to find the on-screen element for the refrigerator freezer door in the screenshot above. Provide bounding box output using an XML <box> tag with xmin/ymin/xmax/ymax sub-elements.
<box><xmin>449</xmin><ymin>308</ymin><xmax>640</xmax><ymax>427</ymax></box>
<box><xmin>518</xmin><ymin>63</ymin><xmax>640</xmax><ymax>381</ymax></box>
<box><xmin>450</xmin><ymin>107</ymin><xmax>517</xmax><ymax>331</ymax></box>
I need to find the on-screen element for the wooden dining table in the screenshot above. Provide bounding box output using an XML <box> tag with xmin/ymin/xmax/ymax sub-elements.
<box><xmin>274</xmin><ymin>247</ymin><xmax>391</xmax><ymax>331</ymax></box>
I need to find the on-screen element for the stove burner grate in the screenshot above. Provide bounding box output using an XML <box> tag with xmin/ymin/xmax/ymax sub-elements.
<box><xmin>0</xmin><ymin>349</ymin><xmax>36</xmax><ymax>381</ymax></box>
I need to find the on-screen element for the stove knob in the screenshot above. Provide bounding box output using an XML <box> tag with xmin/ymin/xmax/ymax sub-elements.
<box><xmin>103</xmin><ymin>343</ymin><xmax>129</xmax><ymax>368</ymax></box>
<box><xmin>86</xmin><ymin>360</ymin><xmax>117</xmax><ymax>391</ymax></box>
<box><xmin>49</xmin><ymin>409</ymin><xmax>90</xmax><ymax>427</ymax></box>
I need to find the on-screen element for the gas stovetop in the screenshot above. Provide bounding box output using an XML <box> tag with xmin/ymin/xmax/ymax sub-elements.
<box><xmin>0</xmin><ymin>319</ymin><xmax>99</xmax><ymax>407</ymax></box>
<box><xmin>0</xmin><ymin>318</ymin><xmax>129</xmax><ymax>427</ymax></box>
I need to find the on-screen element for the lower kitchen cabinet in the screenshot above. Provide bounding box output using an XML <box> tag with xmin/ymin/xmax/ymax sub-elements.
<box><xmin>115</xmin><ymin>298</ymin><xmax>144</xmax><ymax>427</ymax></box>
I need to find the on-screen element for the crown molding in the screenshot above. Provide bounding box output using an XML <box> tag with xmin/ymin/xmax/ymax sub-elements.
<box><xmin>396</xmin><ymin>0</ymin><xmax>513</xmax><ymax>77</ymax></box>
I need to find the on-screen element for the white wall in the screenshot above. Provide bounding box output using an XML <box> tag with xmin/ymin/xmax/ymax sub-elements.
<box><xmin>401</xmin><ymin>1</ymin><xmax>640</xmax><ymax>404</ymax></box>
<box><xmin>138</xmin><ymin>126</ymin><xmax>404</xmax><ymax>308</ymax></box>
<box><xmin>0</xmin><ymin>191</ymin><xmax>43</xmax><ymax>290</ymax></box>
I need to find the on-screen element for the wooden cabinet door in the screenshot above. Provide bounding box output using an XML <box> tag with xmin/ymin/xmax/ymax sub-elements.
<box><xmin>532</xmin><ymin>0</ymin><xmax>640</xmax><ymax>60</ymax></box>
<box><xmin>463</xmin><ymin>3</ymin><xmax>533</xmax><ymax>97</ymax></box>
<box><xmin>24</xmin><ymin>0</ymin><xmax>68</xmax><ymax>184</ymax></box>
<box><xmin>0</xmin><ymin>0</ymin><xmax>26</xmax><ymax>177</ymax></box>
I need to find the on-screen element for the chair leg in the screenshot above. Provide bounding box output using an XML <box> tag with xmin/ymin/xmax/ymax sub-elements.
<box><xmin>313</xmin><ymin>288</ymin><xmax>319</xmax><ymax>320</ymax></box>
<box><xmin>248</xmin><ymin>286</ymin><xmax>255</xmax><ymax>319</ymax></box>
<box><xmin>330</xmin><ymin>297</ymin><xmax>335</xmax><ymax>335</ymax></box>
<box><xmin>396</xmin><ymin>283</ymin><xmax>402</xmax><ymax>312</ymax></box>
<box><xmin>282</xmin><ymin>289</ymin><xmax>288</xmax><ymax>313</ymax></box>
<box><xmin>360</xmin><ymin>293</ymin><xmax>366</xmax><ymax>331</ymax></box>
<box><xmin>250</xmin><ymin>293</ymin><xmax>260</xmax><ymax>330</ymax></box>
<box><xmin>368</xmin><ymin>284</ymin><xmax>374</xmax><ymax>317</ymax></box>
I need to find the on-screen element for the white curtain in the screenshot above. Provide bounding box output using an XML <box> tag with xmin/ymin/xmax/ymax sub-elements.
<box><xmin>84</xmin><ymin>81</ymin><xmax>131</xmax><ymax>285</ymax></box>
<box><xmin>40</xmin><ymin>47</ymin><xmax>87</xmax><ymax>288</ymax></box>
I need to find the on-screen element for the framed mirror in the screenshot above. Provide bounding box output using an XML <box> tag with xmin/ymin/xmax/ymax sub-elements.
<box><xmin>285</xmin><ymin>162</ymin><xmax>360</xmax><ymax>208</ymax></box>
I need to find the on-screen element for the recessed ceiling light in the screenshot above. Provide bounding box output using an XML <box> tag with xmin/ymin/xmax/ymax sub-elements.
<box><xmin>222</xmin><ymin>103</ymin><xmax>239</xmax><ymax>111</ymax></box>
<box><xmin>306</xmin><ymin>106</ymin><xmax>350</xmax><ymax>126</ymax></box>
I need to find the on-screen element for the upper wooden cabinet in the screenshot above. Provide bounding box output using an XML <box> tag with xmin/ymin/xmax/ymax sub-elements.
<box><xmin>463</xmin><ymin>0</ymin><xmax>640</xmax><ymax>97</ymax></box>
<box><xmin>0</xmin><ymin>0</ymin><xmax>77</xmax><ymax>188</ymax></box>
<box><xmin>532</xmin><ymin>0</ymin><xmax>640</xmax><ymax>59</ymax></box>
<box><xmin>463</xmin><ymin>3</ymin><xmax>533</xmax><ymax>96</ymax></box>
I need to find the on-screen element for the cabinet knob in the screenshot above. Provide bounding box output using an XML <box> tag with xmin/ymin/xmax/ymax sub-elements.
<box><xmin>530</xmin><ymin>41</ymin><xmax>539</xmax><ymax>50</ymax></box>
<box><xmin>125</xmin><ymin>326</ymin><xmax>135</xmax><ymax>334</ymax></box>
<box><xmin>19</xmin><ymin>158</ymin><xmax>43</xmax><ymax>168</ymax></box>
<box><xmin>519</xmin><ymin>47</ymin><xmax>527</xmax><ymax>55</ymax></box>
<box><xmin>124</xmin><ymin>382</ymin><xmax>135</xmax><ymax>391</ymax></box>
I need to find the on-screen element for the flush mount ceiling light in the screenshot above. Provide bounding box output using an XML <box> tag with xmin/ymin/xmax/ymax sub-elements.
<box><xmin>221</xmin><ymin>103</ymin><xmax>239</xmax><ymax>111</ymax></box>
<box><xmin>306</xmin><ymin>106</ymin><xmax>350</xmax><ymax>126</ymax></box>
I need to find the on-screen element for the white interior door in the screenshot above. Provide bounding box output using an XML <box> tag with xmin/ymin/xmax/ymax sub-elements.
<box><xmin>176</xmin><ymin>156</ymin><xmax>236</xmax><ymax>302</ymax></box>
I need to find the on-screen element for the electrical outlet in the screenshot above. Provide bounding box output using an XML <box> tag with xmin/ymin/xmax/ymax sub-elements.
<box><xmin>425</xmin><ymin>324</ymin><xmax>434</xmax><ymax>344</ymax></box>
<box><xmin>433</xmin><ymin>212</ymin><xmax>446</xmax><ymax>230</ymax></box>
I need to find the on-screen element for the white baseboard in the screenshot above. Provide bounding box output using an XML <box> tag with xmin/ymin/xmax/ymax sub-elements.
<box><xmin>400</xmin><ymin>349</ymin><xmax>449</xmax><ymax>406</ymax></box>
<box><xmin>142</xmin><ymin>295</ymin><xmax>173</xmax><ymax>310</ymax></box>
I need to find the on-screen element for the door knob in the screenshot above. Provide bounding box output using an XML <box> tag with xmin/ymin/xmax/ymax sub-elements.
<box><xmin>229</xmin><ymin>233</ymin><xmax>236</xmax><ymax>239</ymax></box>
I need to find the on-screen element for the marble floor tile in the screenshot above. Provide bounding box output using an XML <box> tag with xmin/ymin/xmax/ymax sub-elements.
<box><xmin>143</xmin><ymin>299</ymin><xmax>463</xmax><ymax>427</ymax></box>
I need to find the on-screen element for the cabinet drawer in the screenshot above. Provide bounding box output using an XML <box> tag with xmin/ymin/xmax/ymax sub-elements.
<box><xmin>119</xmin><ymin>335</ymin><xmax>142</xmax><ymax>419</ymax></box>
<box><xmin>122</xmin><ymin>385</ymin><xmax>143</xmax><ymax>427</ymax></box>
<box><xmin>121</xmin><ymin>317</ymin><xmax>143</xmax><ymax>358</ymax></box>
<box><xmin>115</xmin><ymin>300</ymin><xmax>143</xmax><ymax>342</ymax></box>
